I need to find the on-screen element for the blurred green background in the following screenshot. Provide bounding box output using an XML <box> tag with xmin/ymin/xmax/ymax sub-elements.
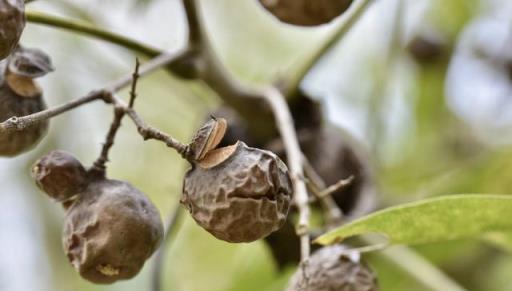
<box><xmin>2</xmin><ymin>0</ymin><xmax>512</xmax><ymax>290</ymax></box>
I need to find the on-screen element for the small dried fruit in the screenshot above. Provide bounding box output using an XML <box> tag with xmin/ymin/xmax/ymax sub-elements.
<box><xmin>258</xmin><ymin>0</ymin><xmax>353</xmax><ymax>27</ymax></box>
<box><xmin>63</xmin><ymin>178</ymin><xmax>163</xmax><ymax>284</ymax></box>
<box><xmin>286</xmin><ymin>245</ymin><xmax>379</xmax><ymax>291</ymax></box>
<box><xmin>189</xmin><ymin>117</ymin><xmax>227</xmax><ymax>161</ymax></box>
<box><xmin>32</xmin><ymin>150</ymin><xmax>88</xmax><ymax>202</ymax></box>
<box><xmin>182</xmin><ymin>139</ymin><xmax>292</xmax><ymax>243</ymax></box>
<box><xmin>0</xmin><ymin>47</ymin><xmax>54</xmax><ymax>157</ymax></box>
<box><xmin>0</xmin><ymin>0</ymin><xmax>25</xmax><ymax>60</ymax></box>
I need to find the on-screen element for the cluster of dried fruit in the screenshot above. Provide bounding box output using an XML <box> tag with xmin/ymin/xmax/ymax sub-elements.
<box><xmin>0</xmin><ymin>0</ymin><xmax>383</xmax><ymax>288</ymax></box>
<box><xmin>32</xmin><ymin>151</ymin><xmax>164</xmax><ymax>284</ymax></box>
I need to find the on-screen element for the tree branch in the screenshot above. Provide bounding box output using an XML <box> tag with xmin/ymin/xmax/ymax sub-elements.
<box><xmin>303</xmin><ymin>156</ymin><xmax>344</xmax><ymax>227</ymax></box>
<box><xmin>0</xmin><ymin>52</ymin><xmax>181</xmax><ymax>133</ymax></box>
<box><xmin>26</xmin><ymin>11</ymin><xmax>161</xmax><ymax>58</ymax></box>
<box><xmin>182</xmin><ymin>0</ymin><xmax>202</xmax><ymax>44</ymax></box>
<box><xmin>90</xmin><ymin>59</ymin><xmax>141</xmax><ymax>174</ymax></box>
<box><xmin>262</xmin><ymin>87</ymin><xmax>311</xmax><ymax>262</ymax></box>
<box><xmin>283</xmin><ymin>0</ymin><xmax>375</xmax><ymax>97</ymax></box>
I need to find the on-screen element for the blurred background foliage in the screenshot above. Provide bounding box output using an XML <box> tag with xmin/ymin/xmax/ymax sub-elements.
<box><xmin>1</xmin><ymin>0</ymin><xmax>512</xmax><ymax>290</ymax></box>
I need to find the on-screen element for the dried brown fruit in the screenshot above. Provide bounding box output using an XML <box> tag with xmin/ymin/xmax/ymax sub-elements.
<box><xmin>182</xmin><ymin>140</ymin><xmax>292</xmax><ymax>243</ymax></box>
<box><xmin>0</xmin><ymin>47</ymin><xmax>53</xmax><ymax>157</ymax></box>
<box><xmin>258</xmin><ymin>0</ymin><xmax>353</xmax><ymax>27</ymax></box>
<box><xmin>32</xmin><ymin>150</ymin><xmax>88</xmax><ymax>202</ymax></box>
<box><xmin>286</xmin><ymin>245</ymin><xmax>379</xmax><ymax>291</ymax></box>
<box><xmin>189</xmin><ymin>117</ymin><xmax>227</xmax><ymax>161</ymax></box>
<box><xmin>0</xmin><ymin>0</ymin><xmax>25</xmax><ymax>60</ymax></box>
<box><xmin>63</xmin><ymin>178</ymin><xmax>163</xmax><ymax>284</ymax></box>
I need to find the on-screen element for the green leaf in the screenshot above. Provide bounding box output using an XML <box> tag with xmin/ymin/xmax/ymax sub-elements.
<box><xmin>315</xmin><ymin>194</ymin><xmax>512</xmax><ymax>247</ymax></box>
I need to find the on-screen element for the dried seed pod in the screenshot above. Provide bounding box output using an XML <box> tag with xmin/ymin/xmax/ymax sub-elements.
<box><xmin>0</xmin><ymin>47</ymin><xmax>54</xmax><ymax>157</ymax></box>
<box><xmin>182</xmin><ymin>141</ymin><xmax>292</xmax><ymax>243</ymax></box>
<box><xmin>32</xmin><ymin>150</ymin><xmax>88</xmax><ymax>202</ymax></box>
<box><xmin>286</xmin><ymin>245</ymin><xmax>379</xmax><ymax>291</ymax></box>
<box><xmin>63</xmin><ymin>178</ymin><xmax>163</xmax><ymax>284</ymax></box>
<box><xmin>258</xmin><ymin>0</ymin><xmax>353</xmax><ymax>27</ymax></box>
<box><xmin>189</xmin><ymin>117</ymin><xmax>227</xmax><ymax>161</ymax></box>
<box><xmin>0</xmin><ymin>0</ymin><xmax>25</xmax><ymax>60</ymax></box>
<box><xmin>209</xmin><ymin>106</ymin><xmax>258</xmax><ymax>148</ymax></box>
<box><xmin>8</xmin><ymin>46</ymin><xmax>54</xmax><ymax>78</ymax></box>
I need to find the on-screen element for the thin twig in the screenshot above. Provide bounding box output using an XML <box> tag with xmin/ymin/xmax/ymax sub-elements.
<box><xmin>90</xmin><ymin>59</ymin><xmax>141</xmax><ymax>174</ymax></box>
<box><xmin>0</xmin><ymin>52</ymin><xmax>180</xmax><ymax>133</ymax></box>
<box><xmin>90</xmin><ymin>108</ymin><xmax>125</xmax><ymax>174</ymax></box>
<box><xmin>262</xmin><ymin>87</ymin><xmax>311</xmax><ymax>262</ymax></box>
<box><xmin>318</xmin><ymin>176</ymin><xmax>354</xmax><ymax>199</ymax></box>
<box><xmin>303</xmin><ymin>157</ymin><xmax>344</xmax><ymax>227</ymax></box>
<box><xmin>128</xmin><ymin>58</ymin><xmax>141</xmax><ymax>108</ymax></box>
<box><xmin>0</xmin><ymin>91</ymin><xmax>105</xmax><ymax>133</ymax></box>
<box><xmin>26</xmin><ymin>11</ymin><xmax>161</xmax><ymax>58</ymax></box>
<box><xmin>151</xmin><ymin>203</ymin><xmax>184</xmax><ymax>291</ymax></box>
<box><xmin>122</xmin><ymin>105</ymin><xmax>189</xmax><ymax>158</ymax></box>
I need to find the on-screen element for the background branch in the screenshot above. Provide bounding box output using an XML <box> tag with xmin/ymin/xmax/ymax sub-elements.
<box><xmin>262</xmin><ymin>87</ymin><xmax>311</xmax><ymax>262</ymax></box>
<box><xmin>282</xmin><ymin>0</ymin><xmax>374</xmax><ymax>97</ymax></box>
<box><xmin>26</xmin><ymin>11</ymin><xmax>161</xmax><ymax>57</ymax></box>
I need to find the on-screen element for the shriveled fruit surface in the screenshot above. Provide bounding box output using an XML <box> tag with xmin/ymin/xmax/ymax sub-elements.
<box><xmin>0</xmin><ymin>47</ymin><xmax>53</xmax><ymax>157</ymax></box>
<box><xmin>286</xmin><ymin>245</ymin><xmax>379</xmax><ymax>291</ymax></box>
<box><xmin>63</xmin><ymin>179</ymin><xmax>164</xmax><ymax>284</ymax></box>
<box><xmin>259</xmin><ymin>0</ymin><xmax>353</xmax><ymax>26</ymax></box>
<box><xmin>182</xmin><ymin>141</ymin><xmax>292</xmax><ymax>243</ymax></box>
<box><xmin>0</xmin><ymin>0</ymin><xmax>25</xmax><ymax>60</ymax></box>
<box><xmin>32</xmin><ymin>150</ymin><xmax>88</xmax><ymax>201</ymax></box>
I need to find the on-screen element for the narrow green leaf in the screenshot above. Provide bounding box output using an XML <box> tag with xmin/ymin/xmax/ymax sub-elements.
<box><xmin>315</xmin><ymin>194</ymin><xmax>512</xmax><ymax>246</ymax></box>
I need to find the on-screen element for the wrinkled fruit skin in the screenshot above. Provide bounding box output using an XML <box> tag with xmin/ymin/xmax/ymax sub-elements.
<box><xmin>182</xmin><ymin>141</ymin><xmax>292</xmax><ymax>243</ymax></box>
<box><xmin>32</xmin><ymin>150</ymin><xmax>88</xmax><ymax>201</ymax></box>
<box><xmin>63</xmin><ymin>179</ymin><xmax>163</xmax><ymax>284</ymax></box>
<box><xmin>259</xmin><ymin>0</ymin><xmax>353</xmax><ymax>26</ymax></box>
<box><xmin>0</xmin><ymin>0</ymin><xmax>25</xmax><ymax>60</ymax></box>
<box><xmin>286</xmin><ymin>245</ymin><xmax>379</xmax><ymax>291</ymax></box>
<box><xmin>0</xmin><ymin>77</ymin><xmax>47</xmax><ymax>156</ymax></box>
